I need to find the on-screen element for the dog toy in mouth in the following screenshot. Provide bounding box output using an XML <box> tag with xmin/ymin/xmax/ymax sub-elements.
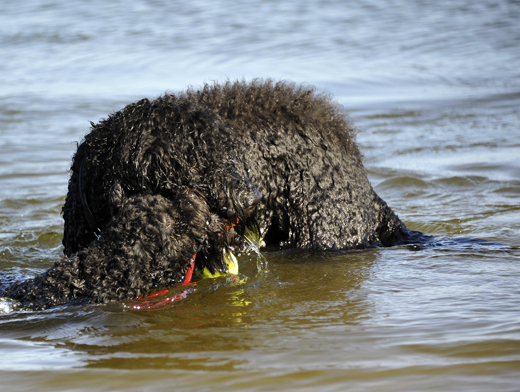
<box><xmin>196</xmin><ymin>249</ymin><xmax>239</xmax><ymax>280</ymax></box>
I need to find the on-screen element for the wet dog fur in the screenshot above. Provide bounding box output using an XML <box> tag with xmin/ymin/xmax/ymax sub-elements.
<box><xmin>3</xmin><ymin>80</ymin><xmax>414</xmax><ymax>309</ymax></box>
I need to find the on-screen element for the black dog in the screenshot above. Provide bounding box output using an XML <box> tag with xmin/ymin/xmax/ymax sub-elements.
<box><xmin>3</xmin><ymin>80</ymin><xmax>415</xmax><ymax>310</ymax></box>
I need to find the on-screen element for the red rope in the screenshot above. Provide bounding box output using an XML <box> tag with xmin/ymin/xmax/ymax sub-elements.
<box><xmin>128</xmin><ymin>254</ymin><xmax>197</xmax><ymax>311</ymax></box>
<box><xmin>182</xmin><ymin>254</ymin><xmax>197</xmax><ymax>285</ymax></box>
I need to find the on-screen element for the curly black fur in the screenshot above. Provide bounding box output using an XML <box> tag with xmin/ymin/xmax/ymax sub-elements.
<box><xmin>3</xmin><ymin>79</ymin><xmax>415</xmax><ymax>310</ymax></box>
<box><xmin>4</xmin><ymin>192</ymin><xmax>227</xmax><ymax>309</ymax></box>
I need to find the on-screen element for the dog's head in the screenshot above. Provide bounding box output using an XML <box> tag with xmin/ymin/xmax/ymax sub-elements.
<box><xmin>176</xmin><ymin>170</ymin><xmax>263</xmax><ymax>277</ymax></box>
<box><xmin>186</xmin><ymin>159</ymin><xmax>264</xmax><ymax>276</ymax></box>
<box><xmin>71</xmin><ymin>95</ymin><xmax>263</xmax><ymax>279</ymax></box>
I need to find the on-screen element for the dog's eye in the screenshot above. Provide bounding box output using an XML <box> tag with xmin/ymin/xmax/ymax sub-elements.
<box><xmin>165</xmin><ymin>217</ymin><xmax>170</xmax><ymax>227</ymax></box>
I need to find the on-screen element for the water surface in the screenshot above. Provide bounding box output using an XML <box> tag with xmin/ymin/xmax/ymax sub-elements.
<box><xmin>1</xmin><ymin>0</ymin><xmax>519</xmax><ymax>391</ymax></box>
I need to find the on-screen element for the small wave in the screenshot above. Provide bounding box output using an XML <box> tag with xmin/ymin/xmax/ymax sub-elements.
<box><xmin>0</xmin><ymin>297</ymin><xmax>25</xmax><ymax>315</ymax></box>
<box><xmin>405</xmin><ymin>232</ymin><xmax>515</xmax><ymax>252</ymax></box>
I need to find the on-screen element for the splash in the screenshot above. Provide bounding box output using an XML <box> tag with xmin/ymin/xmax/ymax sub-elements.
<box><xmin>0</xmin><ymin>297</ymin><xmax>25</xmax><ymax>315</ymax></box>
<box><xmin>243</xmin><ymin>219</ymin><xmax>269</xmax><ymax>275</ymax></box>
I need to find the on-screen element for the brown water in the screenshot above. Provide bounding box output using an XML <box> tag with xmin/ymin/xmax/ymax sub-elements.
<box><xmin>1</xmin><ymin>0</ymin><xmax>520</xmax><ymax>391</ymax></box>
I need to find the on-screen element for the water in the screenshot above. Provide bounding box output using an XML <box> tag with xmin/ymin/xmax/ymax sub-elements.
<box><xmin>1</xmin><ymin>0</ymin><xmax>519</xmax><ymax>390</ymax></box>
<box><xmin>243</xmin><ymin>218</ymin><xmax>270</xmax><ymax>275</ymax></box>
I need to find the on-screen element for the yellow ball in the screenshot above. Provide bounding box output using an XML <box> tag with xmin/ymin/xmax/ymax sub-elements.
<box><xmin>197</xmin><ymin>249</ymin><xmax>238</xmax><ymax>279</ymax></box>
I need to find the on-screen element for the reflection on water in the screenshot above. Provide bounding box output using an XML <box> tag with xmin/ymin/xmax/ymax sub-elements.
<box><xmin>1</xmin><ymin>0</ymin><xmax>520</xmax><ymax>390</ymax></box>
<box><xmin>0</xmin><ymin>251</ymin><xmax>376</xmax><ymax>369</ymax></box>
<box><xmin>1</xmin><ymin>245</ymin><xmax>519</xmax><ymax>391</ymax></box>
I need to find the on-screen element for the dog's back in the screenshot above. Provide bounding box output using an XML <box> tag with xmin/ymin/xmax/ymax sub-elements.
<box><xmin>182</xmin><ymin>80</ymin><xmax>411</xmax><ymax>249</ymax></box>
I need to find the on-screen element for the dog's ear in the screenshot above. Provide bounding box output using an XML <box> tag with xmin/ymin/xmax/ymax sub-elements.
<box><xmin>109</xmin><ymin>181</ymin><xmax>125</xmax><ymax>217</ymax></box>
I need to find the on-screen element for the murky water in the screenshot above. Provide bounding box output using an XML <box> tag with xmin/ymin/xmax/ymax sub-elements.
<box><xmin>1</xmin><ymin>0</ymin><xmax>519</xmax><ymax>391</ymax></box>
